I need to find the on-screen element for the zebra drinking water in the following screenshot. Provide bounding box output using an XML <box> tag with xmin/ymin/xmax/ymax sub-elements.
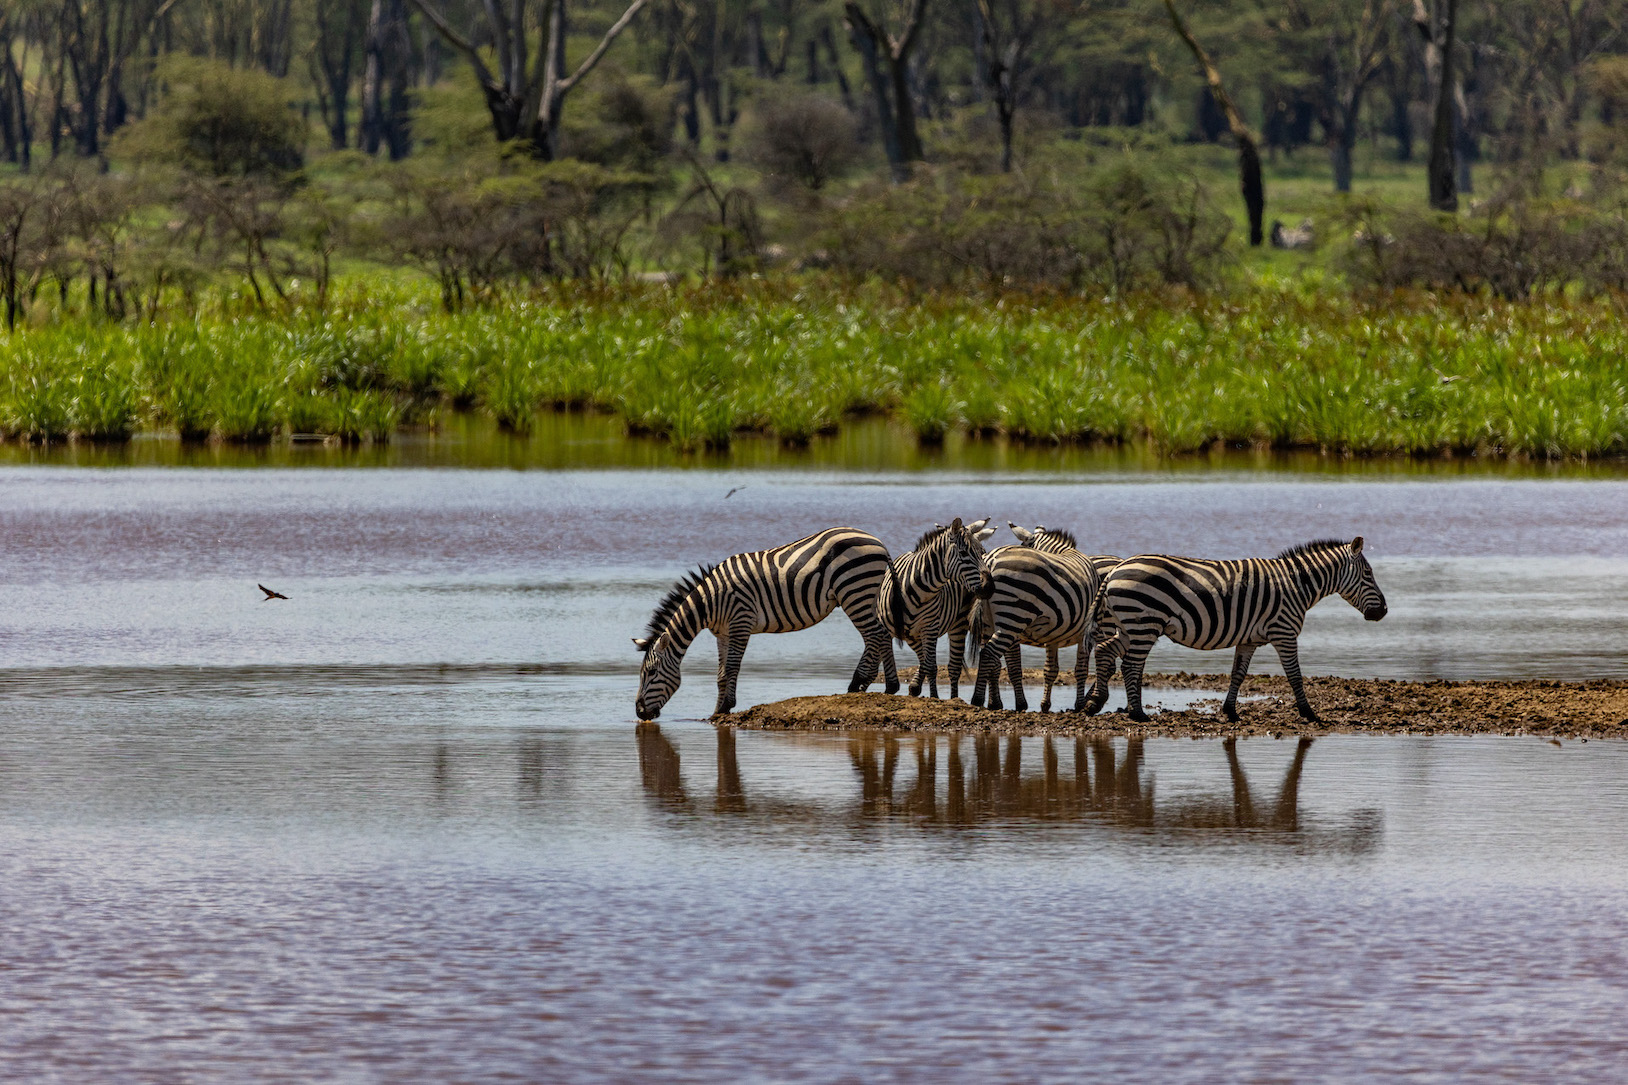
<box><xmin>1083</xmin><ymin>537</ymin><xmax>1387</xmax><ymax>723</ymax></box>
<box><xmin>634</xmin><ymin>527</ymin><xmax>899</xmax><ymax>720</ymax></box>
<box><xmin>969</xmin><ymin>525</ymin><xmax>1101</xmax><ymax>713</ymax></box>
<box><xmin>879</xmin><ymin>518</ymin><xmax>996</xmax><ymax>698</ymax></box>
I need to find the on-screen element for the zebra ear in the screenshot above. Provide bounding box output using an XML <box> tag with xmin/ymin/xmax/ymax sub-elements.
<box><xmin>1351</xmin><ymin>536</ymin><xmax>1365</xmax><ymax>554</ymax></box>
<box><xmin>633</xmin><ymin>637</ymin><xmax>650</xmax><ymax>652</ymax></box>
<box><xmin>967</xmin><ymin>517</ymin><xmax>991</xmax><ymax>532</ymax></box>
<box><xmin>975</xmin><ymin>526</ymin><xmax>996</xmax><ymax>541</ymax></box>
<box><xmin>1009</xmin><ymin>522</ymin><xmax>1034</xmax><ymax>543</ymax></box>
<box><xmin>951</xmin><ymin>517</ymin><xmax>964</xmax><ymax>530</ymax></box>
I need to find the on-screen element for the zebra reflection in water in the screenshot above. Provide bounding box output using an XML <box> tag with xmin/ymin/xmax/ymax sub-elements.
<box><xmin>632</xmin><ymin>726</ymin><xmax>1381</xmax><ymax>849</ymax></box>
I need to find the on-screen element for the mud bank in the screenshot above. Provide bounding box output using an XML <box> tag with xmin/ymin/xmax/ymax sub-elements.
<box><xmin>729</xmin><ymin>674</ymin><xmax>1628</xmax><ymax>738</ymax></box>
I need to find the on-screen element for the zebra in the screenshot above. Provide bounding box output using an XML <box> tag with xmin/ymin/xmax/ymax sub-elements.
<box><xmin>879</xmin><ymin>517</ymin><xmax>996</xmax><ymax>698</ymax></box>
<box><xmin>634</xmin><ymin>527</ymin><xmax>900</xmax><ymax>720</ymax></box>
<box><xmin>1082</xmin><ymin>537</ymin><xmax>1387</xmax><ymax>723</ymax></box>
<box><xmin>968</xmin><ymin>525</ymin><xmax>1101</xmax><ymax>713</ymax></box>
<box><xmin>1007</xmin><ymin>522</ymin><xmax>1123</xmax><ymax>712</ymax></box>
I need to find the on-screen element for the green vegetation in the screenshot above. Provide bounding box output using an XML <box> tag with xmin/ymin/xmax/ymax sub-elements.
<box><xmin>4</xmin><ymin>279</ymin><xmax>1625</xmax><ymax>459</ymax></box>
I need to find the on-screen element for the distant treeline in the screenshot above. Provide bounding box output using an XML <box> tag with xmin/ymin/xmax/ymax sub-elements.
<box><xmin>5</xmin><ymin>1</ymin><xmax>1628</xmax><ymax>194</ymax></box>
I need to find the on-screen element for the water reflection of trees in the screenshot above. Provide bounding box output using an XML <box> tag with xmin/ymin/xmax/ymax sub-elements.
<box><xmin>634</xmin><ymin>725</ymin><xmax>1382</xmax><ymax>851</ymax></box>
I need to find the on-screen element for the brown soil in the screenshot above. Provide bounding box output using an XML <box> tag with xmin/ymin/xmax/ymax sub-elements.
<box><xmin>728</xmin><ymin>673</ymin><xmax>1628</xmax><ymax>739</ymax></box>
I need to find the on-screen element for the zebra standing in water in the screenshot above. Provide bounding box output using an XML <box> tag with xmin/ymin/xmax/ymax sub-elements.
<box><xmin>1007</xmin><ymin>523</ymin><xmax>1123</xmax><ymax>712</ymax></box>
<box><xmin>969</xmin><ymin>526</ymin><xmax>1101</xmax><ymax>713</ymax></box>
<box><xmin>879</xmin><ymin>518</ymin><xmax>995</xmax><ymax>698</ymax></box>
<box><xmin>634</xmin><ymin>527</ymin><xmax>899</xmax><ymax>720</ymax></box>
<box><xmin>1083</xmin><ymin>537</ymin><xmax>1387</xmax><ymax>723</ymax></box>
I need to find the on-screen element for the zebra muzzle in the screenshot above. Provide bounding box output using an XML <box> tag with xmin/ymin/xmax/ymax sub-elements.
<box><xmin>1364</xmin><ymin>604</ymin><xmax>1387</xmax><ymax>621</ymax></box>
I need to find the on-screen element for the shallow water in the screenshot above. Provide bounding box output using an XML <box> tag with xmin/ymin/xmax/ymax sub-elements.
<box><xmin>3</xmin><ymin>465</ymin><xmax>1628</xmax><ymax>1081</ymax></box>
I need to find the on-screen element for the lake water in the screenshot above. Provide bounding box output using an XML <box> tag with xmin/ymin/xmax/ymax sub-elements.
<box><xmin>3</xmin><ymin>459</ymin><xmax>1627</xmax><ymax>1080</ymax></box>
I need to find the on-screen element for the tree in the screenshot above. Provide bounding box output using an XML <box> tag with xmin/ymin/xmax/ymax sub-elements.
<box><xmin>1414</xmin><ymin>0</ymin><xmax>1457</xmax><ymax>209</ymax></box>
<box><xmin>309</xmin><ymin>0</ymin><xmax>368</xmax><ymax>150</ymax></box>
<box><xmin>1164</xmin><ymin>0</ymin><xmax>1265</xmax><ymax>246</ymax></box>
<box><xmin>843</xmin><ymin>0</ymin><xmax>927</xmax><ymax>181</ymax></box>
<box><xmin>974</xmin><ymin>0</ymin><xmax>1067</xmax><ymax>172</ymax></box>
<box><xmin>410</xmin><ymin>0</ymin><xmax>653</xmax><ymax>159</ymax></box>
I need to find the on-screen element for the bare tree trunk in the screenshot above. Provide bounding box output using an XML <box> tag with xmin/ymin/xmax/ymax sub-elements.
<box><xmin>844</xmin><ymin>0</ymin><xmax>927</xmax><ymax>181</ymax></box>
<box><xmin>1415</xmin><ymin>0</ymin><xmax>1457</xmax><ymax>211</ymax></box>
<box><xmin>1164</xmin><ymin>0</ymin><xmax>1265</xmax><ymax>246</ymax></box>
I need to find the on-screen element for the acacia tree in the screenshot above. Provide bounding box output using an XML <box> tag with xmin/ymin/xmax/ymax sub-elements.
<box><xmin>843</xmin><ymin>0</ymin><xmax>927</xmax><ymax>181</ymax></box>
<box><xmin>410</xmin><ymin>0</ymin><xmax>652</xmax><ymax>159</ymax></box>
<box><xmin>309</xmin><ymin>0</ymin><xmax>368</xmax><ymax>149</ymax></box>
<box><xmin>974</xmin><ymin>0</ymin><xmax>1068</xmax><ymax>172</ymax></box>
<box><xmin>1414</xmin><ymin>0</ymin><xmax>1458</xmax><ymax>209</ymax></box>
<box><xmin>1164</xmin><ymin>0</ymin><xmax>1265</xmax><ymax>245</ymax></box>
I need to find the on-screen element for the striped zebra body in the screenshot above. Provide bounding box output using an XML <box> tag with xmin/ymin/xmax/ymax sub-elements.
<box><xmin>969</xmin><ymin>526</ymin><xmax>1101</xmax><ymax>713</ymax></box>
<box><xmin>879</xmin><ymin>518</ymin><xmax>995</xmax><ymax>698</ymax></box>
<box><xmin>1083</xmin><ymin>537</ymin><xmax>1387</xmax><ymax>723</ymax></box>
<box><xmin>634</xmin><ymin>527</ymin><xmax>899</xmax><ymax>719</ymax></box>
<box><xmin>1005</xmin><ymin>524</ymin><xmax>1124</xmax><ymax>712</ymax></box>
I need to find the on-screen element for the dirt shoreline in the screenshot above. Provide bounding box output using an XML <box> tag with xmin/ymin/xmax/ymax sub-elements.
<box><xmin>728</xmin><ymin>673</ymin><xmax>1628</xmax><ymax>739</ymax></box>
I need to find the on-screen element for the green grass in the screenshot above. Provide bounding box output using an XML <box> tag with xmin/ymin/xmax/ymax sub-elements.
<box><xmin>2</xmin><ymin>276</ymin><xmax>1627</xmax><ymax>459</ymax></box>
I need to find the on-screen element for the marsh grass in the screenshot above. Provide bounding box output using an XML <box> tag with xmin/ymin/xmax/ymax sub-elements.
<box><xmin>2</xmin><ymin>279</ymin><xmax>1626</xmax><ymax>458</ymax></box>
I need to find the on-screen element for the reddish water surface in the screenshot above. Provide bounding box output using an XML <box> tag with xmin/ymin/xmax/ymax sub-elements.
<box><xmin>2</xmin><ymin>465</ymin><xmax>1627</xmax><ymax>1081</ymax></box>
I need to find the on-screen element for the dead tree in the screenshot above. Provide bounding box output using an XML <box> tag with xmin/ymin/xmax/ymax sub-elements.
<box><xmin>1164</xmin><ymin>0</ymin><xmax>1265</xmax><ymax>246</ymax></box>
<box><xmin>411</xmin><ymin>0</ymin><xmax>652</xmax><ymax>160</ymax></box>
<box><xmin>843</xmin><ymin>0</ymin><xmax>927</xmax><ymax>181</ymax></box>
<box><xmin>974</xmin><ymin>0</ymin><xmax>1055</xmax><ymax>173</ymax></box>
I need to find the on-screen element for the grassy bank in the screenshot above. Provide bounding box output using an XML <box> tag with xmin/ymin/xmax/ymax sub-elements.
<box><xmin>3</xmin><ymin>279</ymin><xmax>1626</xmax><ymax>458</ymax></box>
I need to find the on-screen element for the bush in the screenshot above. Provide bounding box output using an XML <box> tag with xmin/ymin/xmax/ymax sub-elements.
<box><xmin>744</xmin><ymin>93</ymin><xmax>860</xmax><ymax>190</ymax></box>
<box><xmin>818</xmin><ymin>160</ymin><xmax>1230</xmax><ymax>291</ymax></box>
<box><xmin>115</xmin><ymin>56</ymin><xmax>305</xmax><ymax>178</ymax></box>
<box><xmin>1340</xmin><ymin>193</ymin><xmax>1628</xmax><ymax>299</ymax></box>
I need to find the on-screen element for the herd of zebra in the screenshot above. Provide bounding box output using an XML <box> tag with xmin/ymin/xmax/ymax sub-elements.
<box><xmin>633</xmin><ymin>519</ymin><xmax>1389</xmax><ymax>725</ymax></box>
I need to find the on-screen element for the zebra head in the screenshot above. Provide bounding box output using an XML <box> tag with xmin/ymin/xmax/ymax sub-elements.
<box><xmin>1337</xmin><ymin>536</ymin><xmax>1388</xmax><ymax>621</ymax></box>
<box><xmin>633</xmin><ymin>633</ymin><xmax>682</xmax><ymax>719</ymax></box>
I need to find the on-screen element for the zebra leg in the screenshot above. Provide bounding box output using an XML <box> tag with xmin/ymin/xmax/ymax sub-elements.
<box><xmin>714</xmin><ymin>629</ymin><xmax>750</xmax><ymax>716</ymax></box>
<box><xmin>1222</xmin><ymin>644</ymin><xmax>1259</xmax><ymax>721</ymax></box>
<box><xmin>931</xmin><ymin>628</ymin><xmax>944</xmax><ymax>697</ymax></box>
<box><xmin>847</xmin><ymin>615</ymin><xmax>901</xmax><ymax>695</ymax></box>
<box><xmin>970</xmin><ymin>639</ymin><xmax>998</xmax><ymax>708</ymax></box>
<box><xmin>947</xmin><ymin>628</ymin><xmax>965</xmax><ymax>700</ymax></box>
<box><xmin>1039</xmin><ymin>646</ymin><xmax>1060</xmax><ymax>713</ymax></box>
<box><xmin>1006</xmin><ymin>643</ymin><xmax>1027</xmax><ymax>712</ymax></box>
<box><xmin>907</xmin><ymin>636</ymin><xmax>926</xmax><ymax>697</ymax></box>
<box><xmin>1120</xmin><ymin>635</ymin><xmax>1157</xmax><ymax>723</ymax></box>
<box><xmin>1271</xmin><ymin>636</ymin><xmax>1319</xmax><ymax>722</ymax></box>
<box><xmin>1081</xmin><ymin>638</ymin><xmax>1119</xmax><ymax>715</ymax></box>
<box><xmin>1071</xmin><ymin>639</ymin><xmax>1091</xmax><ymax>712</ymax></box>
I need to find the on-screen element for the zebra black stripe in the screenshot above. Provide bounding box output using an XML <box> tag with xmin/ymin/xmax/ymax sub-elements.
<box><xmin>879</xmin><ymin>517</ymin><xmax>993</xmax><ymax>698</ymax></box>
<box><xmin>634</xmin><ymin>527</ymin><xmax>900</xmax><ymax>719</ymax></box>
<box><xmin>1084</xmin><ymin>536</ymin><xmax>1387</xmax><ymax>723</ymax></box>
<box><xmin>969</xmin><ymin>526</ymin><xmax>1101</xmax><ymax>713</ymax></box>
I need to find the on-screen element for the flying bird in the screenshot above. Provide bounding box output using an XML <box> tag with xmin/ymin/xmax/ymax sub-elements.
<box><xmin>725</xmin><ymin>486</ymin><xmax>746</xmax><ymax>500</ymax></box>
<box><xmin>258</xmin><ymin>584</ymin><xmax>289</xmax><ymax>601</ymax></box>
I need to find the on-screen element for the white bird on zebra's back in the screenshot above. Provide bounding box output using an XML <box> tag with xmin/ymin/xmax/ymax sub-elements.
<box><xmin>878</xmin><ymin>517</ymin><xmax>995</xmax><ymax>699</ymax></box>
<box><xmin>1084</xmin><ymin>537</ymin><xmax>1387</xmax><ymax>724</ymax></box>
<box><xmin>634</xmin><ymin>527</ymin><xmax>901</xmax><ymax>720</ymax></box>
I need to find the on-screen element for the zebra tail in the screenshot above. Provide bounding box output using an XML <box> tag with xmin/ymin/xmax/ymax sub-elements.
<box><xmin>968</xmin><ymin>598</ymin><xmax>992</xmax><ymax>665</ymax></box>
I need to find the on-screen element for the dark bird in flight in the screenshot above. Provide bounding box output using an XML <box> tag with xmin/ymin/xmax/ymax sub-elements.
<box><xmin>258</xmin><ymin>584</ymin><xmax>289</xmax><ymax>601</ymax></box>
<box><xmin>725</xmin><ymin>486</ymin><xmax>746</xmax><ymax>500</ymax></box>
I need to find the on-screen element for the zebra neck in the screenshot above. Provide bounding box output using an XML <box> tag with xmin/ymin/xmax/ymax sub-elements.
<box><xmin>660</xmin><ymin>591</ymin><xmax>710</xmax><ymax>656</ymax></box>
<box><xmin>1278</xmin><ymin>552</ymin><xmax>1340</xmax><ymax>607</ymax></box>
<box><xmin>900</xmin><ymin>550</ymin><xmax>950</xmax><ymax>600</ymax></box>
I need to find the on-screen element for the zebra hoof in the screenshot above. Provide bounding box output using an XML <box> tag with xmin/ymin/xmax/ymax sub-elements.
<box><xmin>1126</xmin><ymin>709</ymin><xmax>1150</xmax><ymax>724</ymax></box>
<box><xmin>885</xmin><ymin>680</ymin><xmax>901</xmax><ymax>695</ymax></box>
<box><xmin>1222</xmin><ymin>704</ymin><xmax>1240</xmax><ymax>722</ymax></box>
<box><xmin>1298</xmin><ymin>705</ymin><xmax>1321</xmax><ymax>722</ymax></box>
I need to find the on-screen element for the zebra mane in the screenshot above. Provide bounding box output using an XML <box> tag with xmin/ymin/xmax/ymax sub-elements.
<box><xmin>1034</xmin><ymin>527</ymin><xmax>1077</xmax><ymax>549</ymax></box>
<box><xmin>642</xmin><ymin>563</ymin><xmax>715</xmax><ymax>648</ymax></box>
<box><xmin>1276</xmin><ymin>538</ymin><xmax>1349</xmax><ymax>561</ymax></box>
<box><xmin>912</xmin><ymin>524</ymin><xmax>952</xmax><ymax>551</ymax></box>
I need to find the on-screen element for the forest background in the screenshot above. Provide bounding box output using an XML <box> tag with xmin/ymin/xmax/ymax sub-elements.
<box><xmin>2</xmin><ymin>0</ymin><xmax>1627</xmax><ymax>457</ymax></box>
